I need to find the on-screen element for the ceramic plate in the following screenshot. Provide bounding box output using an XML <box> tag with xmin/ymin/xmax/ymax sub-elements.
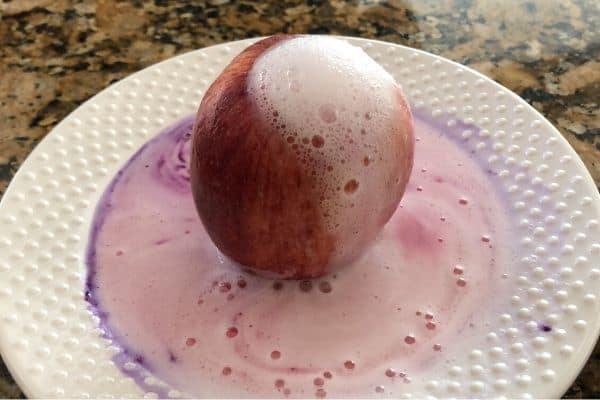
<box><xmin>0</xmin><ymin>37</ymin><xmax>598</xmax><ymax>398</ymax></box>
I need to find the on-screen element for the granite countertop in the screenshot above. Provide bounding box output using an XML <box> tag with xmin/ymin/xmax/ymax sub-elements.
<box><xmin>0</xmin><ymin>0</ymin><xmax>598</xmax><ymax>398</ymax></box>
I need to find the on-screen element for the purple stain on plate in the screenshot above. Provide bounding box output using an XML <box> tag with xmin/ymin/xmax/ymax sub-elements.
<box><xmin>84</xmin><ymin>117</ymin><xmax>195</xmax><ymax>398</ymax></box>
<box><xmin>84</xmin><ymin>109</ymin><xmax>518</xmax><ymax>396</ymax></box>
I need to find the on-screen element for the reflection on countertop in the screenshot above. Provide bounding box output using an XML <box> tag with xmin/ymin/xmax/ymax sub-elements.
<box><xmin>0</xmin><ymin>0</ymin><xmax>598</xmax><ymax>398</ymax></box>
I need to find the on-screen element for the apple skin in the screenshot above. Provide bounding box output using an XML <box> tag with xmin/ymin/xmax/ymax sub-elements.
<box><xmin>190</xmin><ymin>35</ymin><xmax>414</xmax><ymax>278</ymax></box>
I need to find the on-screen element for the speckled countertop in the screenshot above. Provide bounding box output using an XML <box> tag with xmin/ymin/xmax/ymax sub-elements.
<box><xmin>0</xmin><ymin>0</ymin><xmax>598</xmax><ymax>398</ymax></box>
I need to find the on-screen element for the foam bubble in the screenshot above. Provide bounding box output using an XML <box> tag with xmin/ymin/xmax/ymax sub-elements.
<box><xmin>247</xmin><ymin>36</ymin><xmax>412</xmax><ymax>267</ymax></box>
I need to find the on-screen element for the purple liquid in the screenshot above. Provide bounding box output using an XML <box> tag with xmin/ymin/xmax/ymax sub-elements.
<box><xmin>86</xmin><ymin>111</ymin><xmax>512</xmax><ymax>397</ymax></box>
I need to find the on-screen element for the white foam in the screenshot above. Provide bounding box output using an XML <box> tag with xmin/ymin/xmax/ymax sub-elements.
<box><xmin>247</xmin><ymin>36</ymin><xmax>411</xmax><ymax>266</ymax></box>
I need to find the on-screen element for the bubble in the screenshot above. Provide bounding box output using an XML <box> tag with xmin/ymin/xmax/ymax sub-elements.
<box><xmin>404</xmin><ymin>335</ymin><xmax>416</xmax><ymax>344</ymax></box>
<box><xmin>185</xmin><ymin>337</ymin><xmax>196</xmax><ymax>346</ymax></box>
<box><xmin>271</xmin><ymin>350</ymin><xmax>281</xmax><ymax>360</ymax></box>
<box><xmin>222</xmin><ymin>366</ymin><xmax>232</xmax><ymax>376</ymax></box>
<box><xmin>459</xmin><ymin>198</ymin><xmax>469</xmax><ymax>205</ymax></box>
<box><xmin>344</xmin><ymin>360</ymin><xmax>355</xmax><ymax>369</ymax></box>
<box><xmin>275</xmin><ymin>379</ymin><xmax>285</xmax><ymax>389</ymax></box>
<box><xmin>457</xmin><ymin>278</ymin><xmax>467</xmax><ymax>287</ymax></box>
<box><xmin>299</xmin><ymin>280</ymin><xmax>313</xmax><ymax>292</ymax></box>
<box><xmin>319</xmin><ymin>281</ymin><xmax>332</xmax><ymax>293</ymax></box>
<box><xmin>453</xmin><ymin>265</ymin><xmax>464</xmax><ymax>275</ymax></box>
<box><xmin>426</xmin><ymin>321</ymin><xmax>436</xmax><ymax>330</ymax></box>
<box><xmin>323</xmin><ymin>371</ymin><xmax>333</xmax><ymax>379</ymax></box>
<box><xmin>319</xmin><ymin>104</ymin><xmax>338</xmax><ymax>123</ymax></box>
<box><xmin>363</xmin><ymin>157</ymin><xmax>370</xmax><ymax>166</ymax></box>
<box><xmin>481</xmin><ymin>235</ymin><xmax>490</xmax><ymax>243</ymax></box>
<box><xmin>226</xmin><ymin>327</ymin><xmax>238</xmax><ymax>338</ymax></box>
<box><xmin>314</xmin><ymin>377</ymin><xmax>324</xmax><ymax>386</ymax></box>
<box><xmin>375</xmin><ymin>386</ymin><xmax>385</xmax><ymax>393</ymax></box>
<box><xmin>316</xmin><ymin>388</ymin><xmax>327</xmax><ymax>398</ymax></box>
<box><xmin>344</xmin><ymin>179</ymin><xmax>359</xmax><ymax>194</ymax></box>
<box><xmin>237</xmin><ymin>279</ymin><xmax>247</xmax><ymax>288</ymax></box>
<box><xmin>219</xmin><ymin>282</ymin><xmax>231</xmax><ymax>292</ymax></box>
<box><xmin>312</xmin><ymin>135</ymin><xmax>325</xmax><ymax>148</ymax></box>
<box><xmin>385</xmin><ymin>368</ymin><xmax>396</xmax><ymax>378</ymax></box>
<box><xmin>433</xmin><ymin>344</ymin><xmax>442</xmax><ymax>351</ymax></box>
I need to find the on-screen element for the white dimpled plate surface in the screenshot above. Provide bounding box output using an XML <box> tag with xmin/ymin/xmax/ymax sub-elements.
<box><xmin>0</xmin><ymin>37</ymin><xmax>598</xmax><ymax>398</ymax></box>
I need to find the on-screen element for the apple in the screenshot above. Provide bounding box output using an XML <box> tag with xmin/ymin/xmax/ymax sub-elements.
<box><xmin>191</xmin><ymin>35</ymin><xmax>414</xmax><ymax>278</ymax></box>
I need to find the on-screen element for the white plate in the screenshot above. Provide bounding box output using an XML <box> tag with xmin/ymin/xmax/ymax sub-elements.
<box><xmin>0</xmin><ymin>37</ymin><xmax>598</xmax><ymax>398</ymax></box>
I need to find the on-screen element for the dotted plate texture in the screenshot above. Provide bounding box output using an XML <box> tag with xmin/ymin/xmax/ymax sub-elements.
<box><xmin>0</xmin><ymin>37</ymin><xmax>598</xmax><ymax>399</ymax></box>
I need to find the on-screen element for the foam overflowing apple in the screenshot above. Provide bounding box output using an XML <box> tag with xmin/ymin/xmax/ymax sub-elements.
<box><xmin>190</xmin><ymin>35</ymin><xmax>414</xmax><ymax>278</ymax></box>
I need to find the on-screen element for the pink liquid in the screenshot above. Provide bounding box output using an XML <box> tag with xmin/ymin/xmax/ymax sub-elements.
<box><xmin>86</xmin><ymin>111</ymin><xmax>511</xmax><ymax>397</ymax></box>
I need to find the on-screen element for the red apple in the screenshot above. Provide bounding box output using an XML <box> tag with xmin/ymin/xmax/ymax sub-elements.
<box><xmin>191</xmin><ymin>35</ymin><xmax>414</xmax><ymax>278</ymax></box>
